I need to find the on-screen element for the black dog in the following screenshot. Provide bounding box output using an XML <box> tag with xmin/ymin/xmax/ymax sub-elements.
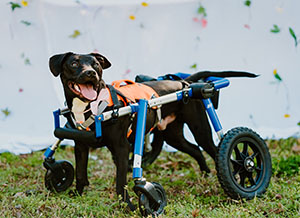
<box><xmin>49</xmin><ymin>52</ymin><xmax>257</xmax><ymax>210</ymax></box>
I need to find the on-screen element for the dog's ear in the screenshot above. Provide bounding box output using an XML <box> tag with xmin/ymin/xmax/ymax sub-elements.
<box><xmin>90</xmin><ymin>53</ymin><xmax>111</xmax><ymax>70</ymax></box>
<box><xmin>49</xmin><ymin>52</ymin><xmax>73</xmax><ymax>77</ymax></box>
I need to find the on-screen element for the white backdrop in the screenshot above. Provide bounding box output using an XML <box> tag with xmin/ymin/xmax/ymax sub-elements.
<box><xmin>1</xmin><ymin>0</ymin><xmax>299</xmax><ymax>154</ymax></box>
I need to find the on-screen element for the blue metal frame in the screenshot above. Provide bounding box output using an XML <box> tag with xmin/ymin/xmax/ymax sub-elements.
<box><xmin>95</xmin><ymin>115</ymin><xmax>103</xmax><ymax>138</ymax></box>
<box><xmin>202</xmin><ymin>98</ymin><xmax>223</xmax><ymax>138</ymax></box>
<box><xmin>53</xmin><ymin>109</ymin><xmax>60</xmax><ymax>129</ymax></box>
<box><xmin>206</xmin><ymin>76</ymin><xmax>230</xmax><ymax>89</ymax></box>
<box><xmin>44</xmin><ymin>146</ymin><xmax>55</xmax><ymax>158</ymax></box>
<box><xmin>202</xmin><ymin>77</ymin><xmax>230</xmax><ymax>139</ymax></box>
<box><xmin>132</xmin><ymin>99</ymin><xmax>148</xmax><ymax>178</ymax></box>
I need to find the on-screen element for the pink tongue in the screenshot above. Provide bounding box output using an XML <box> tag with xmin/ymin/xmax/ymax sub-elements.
<box><xmin>78</xmin><ymin>84</ymin><xmax>97</xmax><ymax>101</ymax></box>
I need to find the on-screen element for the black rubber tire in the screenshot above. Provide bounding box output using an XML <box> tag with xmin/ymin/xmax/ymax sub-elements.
<box><xmin>139</xmin><ymin>182</ymin><xmax>167</xmax><ymax>217</ymax></box>
<box><xmin>216</xmin><ymin>127</ymin><xmax>272</xmax><ymax>200</ymax></box>
<box><xmin>45</xmin><ymin>160</ymin><xmax>74</xmax><ymax>193</ymax></box>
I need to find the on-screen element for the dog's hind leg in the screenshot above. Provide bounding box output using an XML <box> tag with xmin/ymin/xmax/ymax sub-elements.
<box><xmin>182</xmin><ymin>101</ymin><xmax>217</xmax><ymax>161</ymax></box>
<box><xmin>74</xmin><ymin>141</ymin><xmax>90</xmax><ymax>195</ymax></box>
<box><xmin>186</xmin><ymin>121</ymin><xmax>217</xmax><ymax>161</ymax></box>
<box><xmin>186</xmin><ymin>118</ymin><xmax>217</xmax><ymax>161</ymax></box>
<box><xmin>142</xmin><ymin>128</ymin><xmax>164</xmax><ymax>167</ymax></box>
<box><xmin>163</xmin><ymin>121</ymin><xmax>211</xmax><ymax>173</ymax></box>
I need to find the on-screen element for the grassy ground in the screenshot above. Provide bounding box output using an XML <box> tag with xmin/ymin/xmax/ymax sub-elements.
<box><xmin>0</xmin><ymin>138</ymin><xmax>299</xmax><ymax>218</ymax></box>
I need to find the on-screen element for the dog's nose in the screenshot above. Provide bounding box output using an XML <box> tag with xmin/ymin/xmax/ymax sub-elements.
<box><xmin>85</xmin><ymin>70</ymin><xmax>96</xmax><ymax>77</ymax></box>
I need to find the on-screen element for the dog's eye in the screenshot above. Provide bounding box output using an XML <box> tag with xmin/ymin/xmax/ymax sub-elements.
<box><xmin>71</xmin><ymin>61</ymin><xmax>79</xmax><ymax>68</ymax></box>
<box><xmin>93</xmin><ymin>62</ymin><xmax>100</xmax><ymax>68</ymax></box>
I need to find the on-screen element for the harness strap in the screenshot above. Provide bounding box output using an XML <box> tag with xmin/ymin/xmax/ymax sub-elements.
<box><xmin>181</xmin><ymin>80</ymin><xmax>190</xmax><ymax>88</ymax></box>
<box><xmin>77</xmin><ymin>115</ymin><xmax>95</xmax><ymax>131</ymax></box>
<box><xmin>106</xmin><ymin>84</ymin><xmax>122</xmax><ymax>108</ymax></box>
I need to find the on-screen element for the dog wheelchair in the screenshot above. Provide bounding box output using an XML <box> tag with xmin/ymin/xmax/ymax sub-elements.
<box><xmin>43</xmin><ymin>75</ymin><xmax>272</xmax><ymax>217</ymax></box>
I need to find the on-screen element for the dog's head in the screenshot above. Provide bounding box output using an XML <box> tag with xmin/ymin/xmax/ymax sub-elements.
<box><xmin>49</xmin><ymin>52</ymin><xmax>111</xmax><ymax>102</ymax></box>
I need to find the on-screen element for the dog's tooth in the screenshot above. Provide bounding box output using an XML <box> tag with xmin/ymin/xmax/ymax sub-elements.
<box><xmin>74</xmin><ymin>84</ymin><xmax>80</xmax><ymax>92</ymax></box>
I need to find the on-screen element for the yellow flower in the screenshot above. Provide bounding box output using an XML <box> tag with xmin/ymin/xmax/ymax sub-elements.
<box><xmin>141</xmin><ymin>2</ymin><xmax>149</xmax><ymax>7</ymax></box>
<box><xmin>284</xmin><ymin>114</ymin><xmax>290</xmax><ymax>118</ymax></box>
<box><xmin>273</xmin><ymin>69</ymin><xmax>277</xmax><ymax>75</ymax></box>
<box><xmin>129</xmin><ymin>15</ymin><xmax>136</xmax><ymax>20</ymax></box>
<box><xmin>21</xmin><ymin>0</ymin><xmax>28</xmax><ymax>7</ymax></box>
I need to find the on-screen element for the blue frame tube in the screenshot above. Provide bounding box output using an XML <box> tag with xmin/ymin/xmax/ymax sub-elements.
<box><xmin>95</xmin><ymin>115</ymin><xmax>103</xmax><ymax>138</ymax></box>
<box><xmin>53</xmin><ymin>109</ymin><xmax>60</xmax><ymax>129</ymax></box>
<box><xmin>206</xmin><ymin>77</ymin><xmax>230</xmax><ymax>90</ymax></box>
<box><xmin>43</xmin><ymin>140</ymin><xmax>61</xmax><ymax>158</ymax></box>
<box><xmin>132</xmin><ymin>99</ymin><xmax>148</xmax><ymax>178</ymax></box>
<box><xmin>202</xmin><ymin>98</ymin><xmax>223</xmax><ymax>139</ymax></box>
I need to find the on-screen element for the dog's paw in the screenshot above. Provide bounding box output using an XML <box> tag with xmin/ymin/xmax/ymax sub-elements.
<box><xmin>129</xmin><ymin>202</ymin><xmax>136</xmax><ymax>211</ymax></box>
<box><xmin>125</xmin><ymin>201</ymin><xmax>136</xmax><ymax>212</ymax></box>
<box><xmin>201</xmin><ymin>169</ymin><xmax>211</xmax><ymax>178</ymax></box>
<box><xmin>68</xmin><ymin>189</ymin><xmax>81</xmax><ymax>197</ymax></box>
<box><xmin>75</xmin><ymin>180</ymin><xmax>89</xmax><ymax>193</ymax></box>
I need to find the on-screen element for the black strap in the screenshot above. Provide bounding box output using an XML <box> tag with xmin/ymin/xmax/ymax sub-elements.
<box><xmin>106</xmin><ymin>84</ymin><xmax>134</xmax><ymax>108</ymax></box>
<box><xmin>106</xmin><ymin>84</ymin><xmax>122</xmax><ymax>108</ymax></box>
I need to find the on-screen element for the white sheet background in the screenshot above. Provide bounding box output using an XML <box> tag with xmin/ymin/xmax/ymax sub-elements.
<box><xmin>0</xmin><ymin>0</ymin><xmax>299</xmax><ymax>154</ymax></box>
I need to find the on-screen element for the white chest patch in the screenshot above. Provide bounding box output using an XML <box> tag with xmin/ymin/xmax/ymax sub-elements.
<box><xmin>72</xmin><ymin>98</ymin><xmax>89</xmax><ymax>123</ymax></box>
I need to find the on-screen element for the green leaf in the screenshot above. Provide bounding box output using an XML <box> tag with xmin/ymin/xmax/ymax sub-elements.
<box><xmin>24</xmin><ymin>58</ymin><xmax>31</xmax><ymax>65</ymax></box>
<box><xmin>297</xmin><ymin>121</ymin><xmax>300</xmax><ymax>126</ymax></box>
<box><xmin>289</xmin><ymin>27</ymin><xmax>298</xmax><ymax>47</ymax></box>
<box><xmin>9</xmin><ymin>2</ymin><xmax>21</xmax><ymax>11</ymax></box>
<box><xmin>197</xmin><ymin>6</ymin><xmax>207</xmax><ymax>17</ymax></box>
<box><xmin>20</xmin><ymin>53</ymin><xmax>31</xmax><ymax>65</ymax></box>
<box><xmin>244</xmin><ymin>0</ymin><xmax>251</xmax><ymax>7</ymax></box>
<box><xmin>274</xmin><ymin>74</ymin><xmax>282</xmax><ymax>81</ymax></box>
<box><xmin>69</xmin><ymin>30</ymin><xmax>81</xmax><ymax>39</ymax></box>
<box><xmin>21</xmin><ymin>20</ymin><xmax>31</xmax><ymax>26</ymax></box>
<box><xmin>273</xmin><ymin>69</ymin><xmax>282</xmax><ymax>81</ymax></box>
<box><xmin>1</xmin><ymin>108</ymin><xmax>11</xmax><ymax>117</ymax></box>
<box><xmin>270</xmin><ymin>24</ymin><xmax>280</xmax><ymax>33</ymax></box>
<box><xmin>190</xmin><ymin>64</ymin><xmax>197</xmax><ymax>69</ymax></box>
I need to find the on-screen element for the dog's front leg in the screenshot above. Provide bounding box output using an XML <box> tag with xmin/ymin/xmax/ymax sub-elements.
<box><xmin>74</xmin><ymin>141</ymin><xmax>90</xmax><ymax>195</ymax></box>
<box><xmin>110</xmin><ymin>140</ymin><xmax>136</xmax><ymax>211</ymax></box>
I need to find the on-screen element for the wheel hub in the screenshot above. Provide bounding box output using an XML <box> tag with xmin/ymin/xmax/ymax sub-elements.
<box><xmin>244</xmin><ymin>157</ymin><xmax>255</xmax><ymax>172</ymax></box>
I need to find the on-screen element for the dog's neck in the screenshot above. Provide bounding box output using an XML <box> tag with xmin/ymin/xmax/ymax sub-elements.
<box><xmin>71</xmin><ymin>98</ymin><xmax>89</xmax><ymax>122</ymax></box>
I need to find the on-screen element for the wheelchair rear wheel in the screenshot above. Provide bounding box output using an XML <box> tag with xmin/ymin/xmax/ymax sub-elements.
<box><xmin>216</xmin><ymin>127</ymin><xmax>272</xmax><ymax>199</ymax></box>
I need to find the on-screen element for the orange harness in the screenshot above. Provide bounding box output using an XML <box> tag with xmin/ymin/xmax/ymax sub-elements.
<box><xmin>74</xmin><ymin>80</ymin><xmax>159</xmax><ymax>137</ymax></box>
<box><xmin>106</xmin><ymin>80</ymin><xmax>159</xmax><ymax>137</ymax></box>
<box><xmin>106</xmin><ymin>80</ymin><xmax>159</xmax><ymax>107</ymax></box>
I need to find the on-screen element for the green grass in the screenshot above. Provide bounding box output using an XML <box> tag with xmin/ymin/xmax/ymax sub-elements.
<box><xmin>0</xmin><ymin>139</ymin><xmax>299</xmax><ymax>218</ymax></box>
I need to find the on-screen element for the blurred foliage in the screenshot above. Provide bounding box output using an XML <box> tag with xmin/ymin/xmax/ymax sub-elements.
<box><xmin>289</xmin><ymin>27</ymin><xmax>298</xmax><ymax>47</ymax></box>
<box><xmin>244</xmin><ymin>0</ymin><xmax>251</xmax><ymax>7</ymax></box>
<box><xmin>271</xmin><ymin>24</ymin><xmax>280</xmax><ymax>33</ymax></box>
<box><xmin>9</xmin><ymin>2</ymin><xmax>21</xmax><ymax>11</ymax></box>
<box><xmin>272</xmin><ymin>155</ymin><xmax>300</xmax><ymax>176</ymax></box>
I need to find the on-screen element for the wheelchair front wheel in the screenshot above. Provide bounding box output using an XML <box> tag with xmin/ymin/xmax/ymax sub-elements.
<box><xmin>138</xmin><ymin>182</ymin><xmax>167</xmax><ymax>217</ymax></box>
<box><xmin>45</xmin><ymin>160</ymin><xmax>74</xmax><ymax>192</ymax></box>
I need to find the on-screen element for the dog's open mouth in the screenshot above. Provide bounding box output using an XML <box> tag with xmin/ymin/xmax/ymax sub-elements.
<box><xmin>68</xmin><ymin>82</ymin><xmax>98</xmax><ymax>101</ymax></box>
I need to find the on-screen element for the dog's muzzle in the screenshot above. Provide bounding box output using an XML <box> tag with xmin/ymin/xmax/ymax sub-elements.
<box><xmin>68</xmin><ymin>80</ymin><xmax>99</xmax><ymax>101</ymax></box>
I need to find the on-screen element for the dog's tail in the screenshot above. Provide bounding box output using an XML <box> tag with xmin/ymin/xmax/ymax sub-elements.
<box><xmin>185</xmin><ymin>71</ymin><xmax>258</xmax><ymax>82</ymax></box>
